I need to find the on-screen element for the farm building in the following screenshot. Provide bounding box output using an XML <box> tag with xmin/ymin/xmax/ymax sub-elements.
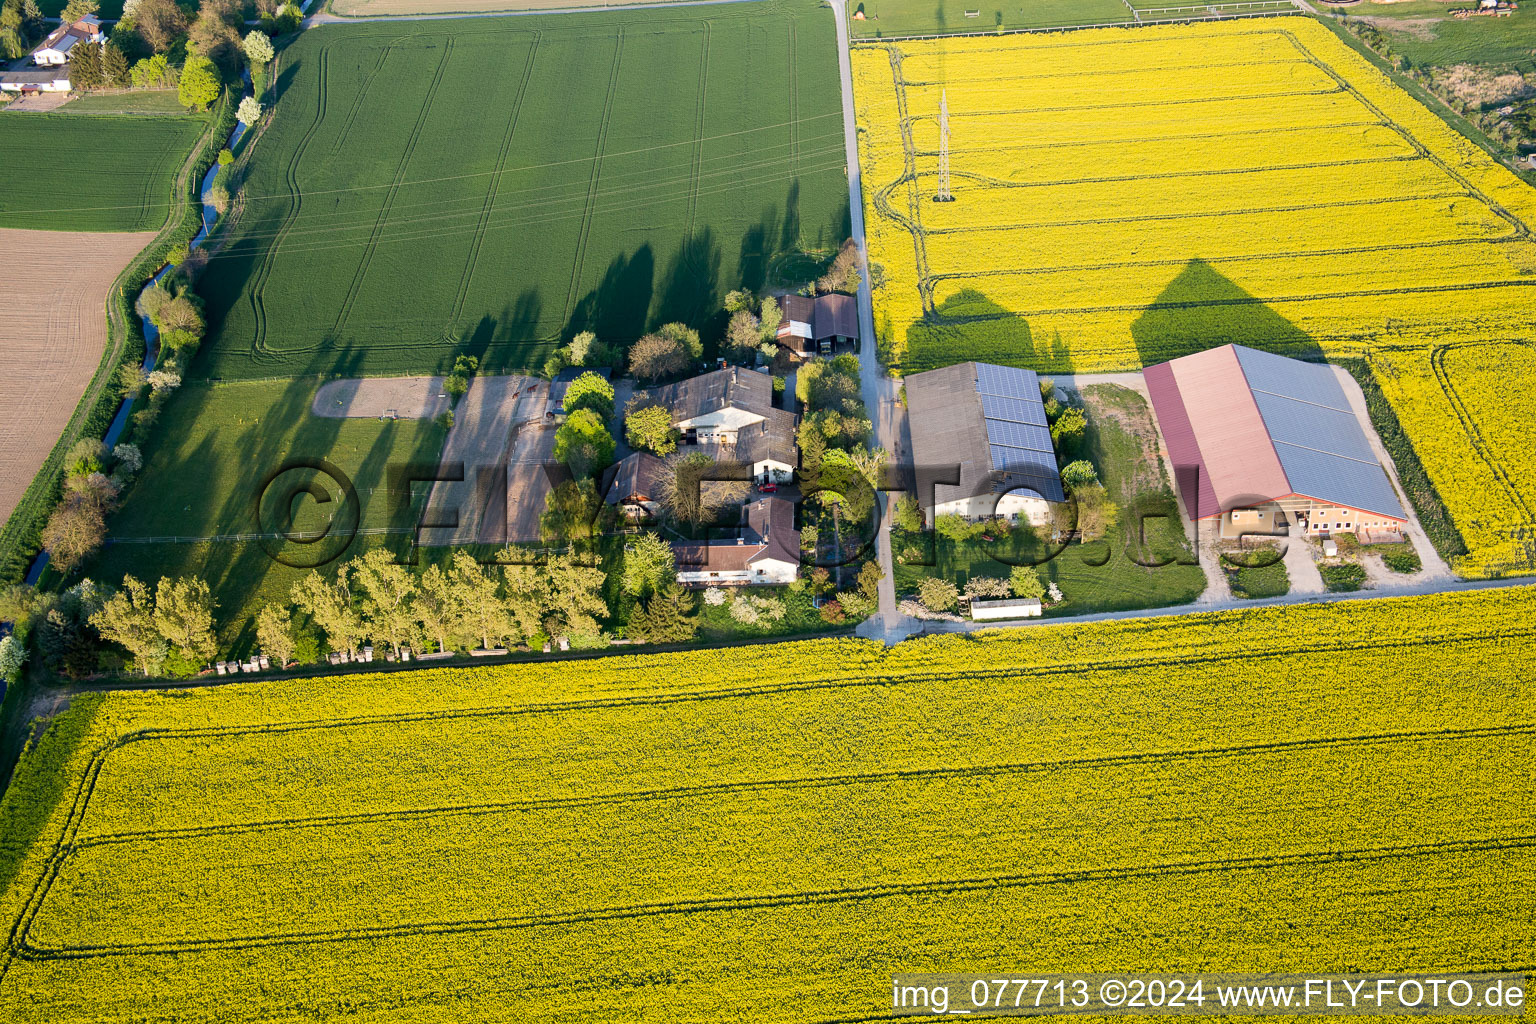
<box><xmin>600</xmin><ymin>451</ymin><xmax>666</xmax><ymax>519</ymax></box>
<box><xmin>1144</xmin><ymin>344</ymin><xmax>1408</xmax><ymax>540</ymax></box>
<box><xmin>904</xmin><ymin>361</ymin><xmax>1065</xmax><ymax>526</ymax></box>
<box><xmin>0</xmin><ymin>69</ymin><xmax>72</xmax><ymax>93</ymax></box>
<box><xmin>673</xmin><ymin>496</ymin><xmax>799</xmax><ymax>586</ymax></box>
<box><xmin>642</xmin><ymin>366</ymin><xmax>796</xmax><ymax>484</ymax></box>
<box><xmin>31</xmin><ymin>15</ymin><xmax>102</xmax><ymax>66</ymax></box>
<box><xmin>775</xmin><ymin>293</ymin><xmax>858</xmax><ymax>360</ymax></box>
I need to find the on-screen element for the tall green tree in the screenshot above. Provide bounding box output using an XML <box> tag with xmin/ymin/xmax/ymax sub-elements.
<box><xmin>449</xmin><ymin>552</ymin><xmax>513</xmax><ymax>650</ymax></box>
<box><xmin>562</xmin><ymin>371</ymin><xmax>614</xmax><ymax>419</ymax></box>
<box><xmin>554</xmin><ymin>408</ymin><xmax>615</xmax><ymax>478</ymax></box>
<box><xmin>349</xmin><ymin>548</ymin><xmax>417</xmax><ymax>656</ymax></box>
<box><xmin>255</xmin><ymin>605</ymin><xmax>297</xmax><ymax>667</ymax></box>
<box><xmin>90</xmin><ymin>576</ymin><xmax>164</xmax><ymax>676</ymax></box>
<box><xmin>413</xmin><ymin>563</ymin><xmax>463</xmax><ymax>654</ymax></box>
<box><xmin>619</xmin><ymin>532</ymin><xmax>676</xmax><ymax>598</ymax></box>
<box><xmin>624</xmin><ymin>403</ymin><xmax>678</xmax><ymax>456</ymax></box>
<box><xmin>153</xmin><ymin>575</ymin><xmax>217</xmax><ymax>664</ymax></box>
<box><xmin>177</xmin><ymin>53</ymin><xmax>220</xmax><ymax>111</ymax></box>
<box><xmin>291</xmin><ymin>570</ymin><xmax>363</xmax><ymax>655</ymax></box>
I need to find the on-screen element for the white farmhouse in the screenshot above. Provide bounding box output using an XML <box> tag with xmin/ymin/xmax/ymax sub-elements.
<box><xmin>673</xmin><ymin>497</ymin><xmax>800</xmax><ymax>586</ymax></box>
<box><xmin>32</xmin><ymin>15</ymin><xmax>103</xmax><ymax>66</ymax></box>
<box><xmin>642</xmin><ymin>366</ymin><xmax>797</xmax><ymax>485</ymax></box>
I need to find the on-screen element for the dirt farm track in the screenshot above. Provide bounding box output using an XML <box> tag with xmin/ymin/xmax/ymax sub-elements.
<box><xmin>0</xmin><ymin>228</ymin><xmax>156</xmax><ymax>526</ymax></box>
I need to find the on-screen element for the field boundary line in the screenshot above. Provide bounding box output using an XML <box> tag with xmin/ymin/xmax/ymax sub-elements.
<box><xmin>69</xmin><ymin>722</ymin><xmax>1536</xmax><ymax>850</ymax></box>
<box><xmin>558</xmin><ymin>28</ymin><xmax>625</xmax><ymax>333</ymax></box>
<box><xmin>19</xmin><ymin>833</ymin><xmax>1536</xmax><ymax>958</ymax></box>
<box><xmin>329</xmin><ymin>38</ymin><xmax>456</xmax><ymax>341</ymax></box>
<box><xmin>450</xmin><ymin>32</ymin><xmax>541</xmax><ymax>324</ymax></box>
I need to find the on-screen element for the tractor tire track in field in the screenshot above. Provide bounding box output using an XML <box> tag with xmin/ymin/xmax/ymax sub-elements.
<box><xmin>18</xmin><ymin>834</ymin><xmax>1536</xmax><ymax>959</ymax></box>
<box><xmin>1276</xmin><ymin>28</ymin><xmax>1533</xmax><ymax>241</ymax></box>
<box><xmin>85</xmin><ymin>620</ymin><xmax>1536</xmax><ymax>749</ymax></box>
<box><xmin>67</xmin><ymin>722</ymin><xmax>1536</xmax><ymax>851</ymax></box>
<box><xmin>905</xmin><ymin>86</ymin><xmax>1345</xmax><ymax>122</ymax></box>
<box><xmin>450</xmin><ymin>32</ymin><xmax>541</xmax><ymax>325</ymax></box>
<box><xmin>884</xmin><ymin>46</ymin><xmax>935</xmax><ymax>310</ymax></box>
<box><xmin>250</xmin><ymin>47</ymin><xmax>330</xmax><ymax>362</ymax></box>
<box><xmin>10</xmin><ymin>625</ymin><xmax>1536</xmax><ymax>959</ymax></box>
<box><xmin>558</xmin><ymin>29</ymin><xmax>625</xmax><ymax>335</ymax></box>
<box><xmin>942</xmin><ymin>118</ymin><xmax>1390</xmax><ymax>155</ymax></box>
<box><xmin>1431</xmin><ymin>342</ymin><xmax>1536</xmax><ymax>528</ymax></box>
<box><xmin>923</xmin><ymin>236</ymin><xmax>1519</xmax><ymax>284</ymax></box>
<box><xmin>683</xmin><ymin>21</ymin><xmax>711</xmax><ymax>247</ymax></box>
<box><xmin>906</xmin><ymin>153</ymin><xmax>1422</xmax><ymax>194</ymax></box>
<box><xmin>920</xmin><ymin>190</ymin><xmax>1476</xmax><ymax>237</ymax></box>
<box><xmin>898</xmin><ymin>54</ymin><xmax>1313</xmax><ymax>87</ymax></box>
<box><xmin>325</xmin><ymin>44</ymin><xmax>395</xmax><ymax>162</ymax></box>
<box><xmin>329</xmin><ymin>38</ymin><xmax>455</xmax><ymax>342</ymax></box>
<box><xmin>920</xmin><ymin>277</ymin><xmax>1536</xmax><ymax>328</ymax></box>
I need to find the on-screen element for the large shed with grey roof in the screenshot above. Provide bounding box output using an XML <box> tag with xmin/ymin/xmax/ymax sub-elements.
<box><xmin>904</xmin><ymin>361</ymin><xmax>1064</xmax><ymax>526</ymax></box>
<box><xmin>1144</xmin><ymin>344</ymin><xmax>1407</xmax><ymax>539</ymax></box>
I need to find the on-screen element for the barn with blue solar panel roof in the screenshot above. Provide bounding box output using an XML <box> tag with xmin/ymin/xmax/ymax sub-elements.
<box><xmin>904</xmin><ymin>361</ymin><xmax>1066</xmax><ymax>527</ymax></box>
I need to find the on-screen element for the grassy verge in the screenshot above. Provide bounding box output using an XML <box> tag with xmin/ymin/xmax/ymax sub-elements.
<box><xmin>0</xmin><ymin>91</ymin><xmax>234</xmax><ymax>586</ymax></box>
<box><xmin>1337</xmin><ymin>357</ymin><xmax>1468</xmax><ymax>565</ymax></box>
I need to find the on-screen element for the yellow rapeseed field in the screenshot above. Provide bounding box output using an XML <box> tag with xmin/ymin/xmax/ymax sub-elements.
<box><xmin>853</xmin><ymin>17</ymin><xmax>1536</xmax><ymax>578</ymax></box>
<box><xmin>1</xmin><ymin>590</ymin><xmax>1533</xmax><ymax>1020</ymax></box>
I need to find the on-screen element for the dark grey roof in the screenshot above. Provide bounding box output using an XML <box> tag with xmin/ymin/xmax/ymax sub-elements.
<box><xmin>601</xmin><ymin>451</ymin><xmax>666</xmax><ymax>505</ymax></box>
<box><xmin>1232</xmin><ymin>346</ymin><xmax>1404</xmax><ymax>518</ymax></box>
<box><xmin>812</xmin><ymin>293</ymin><xmax>857</xmax><ymax>340</ymax></box>
<box><xmin>672</xmin><ymin>496</ymin><xmax>798</xmax><ymax>571</ymax></box>
<box><xmin>709</xmin><ymin>407</ymin><xmax>797</xmax><ymax>468</ymax></box>
<box><xmin>905</xmin><ymin>362</ymin><xmax>1064</xmax><ymax>508</ymax></box>
<box><xmin>744</xmin><ymin>496</ymin><xmax>799</xmax><ymax>566</ymax></box>
<box><xmin>647</xmin><ymin>367</ymin><xmax>774</xmax><ymax>423</ymax></box>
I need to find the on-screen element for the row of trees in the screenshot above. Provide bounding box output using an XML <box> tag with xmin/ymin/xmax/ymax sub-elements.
<box><xmin>271</xmin><ymin>549</ymin><xmax>611</xmax><ymax>660</ymax></box>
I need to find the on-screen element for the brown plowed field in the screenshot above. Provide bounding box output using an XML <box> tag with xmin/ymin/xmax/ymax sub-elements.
<box><xmin>0</xmin><ymin>227</ymin><xmax>155</xmax><ymax>526</ymax></box>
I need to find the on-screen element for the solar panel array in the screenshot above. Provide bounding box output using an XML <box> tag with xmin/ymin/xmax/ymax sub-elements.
<box><xmin>973</xmin><ymin>363</ymin><xmax>1065</xmax><ymax>502</ymax></box>
<box><xmin>1231</xmin><ymin>346</ymin><xmax>1405</xmax><ymax>518</ymax></box>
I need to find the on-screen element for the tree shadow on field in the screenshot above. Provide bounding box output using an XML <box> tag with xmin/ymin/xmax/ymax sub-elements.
<box><xmin>565</xmin><ymin>246</ymin><xmax>655</xmax><ymax>348</ymax></box>
<box><xmin>903</xmin><ymin>288</ymin><xmax>1073</xmax><ymax>375</ymax></box>
<box><xmin>465</xmin><ymin>290</ymin><xmax>543</xmax><ymax>375</ymax></box>
<box><xmin>654</xmin><ymin>228</ymin><xmax>722</xmax><ymax>342</ymax></box>
<box><xmin>1131</xmin><ymin>259</ymin><xmax>1326</xmax><ymax>368</ymax></box>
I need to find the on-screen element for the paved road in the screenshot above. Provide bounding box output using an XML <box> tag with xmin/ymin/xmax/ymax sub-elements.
<box><xmin>304</xmin><ymin>0</ymin><xmax>760</xmax><ymax>25</ymax></box>
<box><xmin>904</xmin><ymin>571</ymin><xmax>1536</xmax><ymax>638</ymax></box>
<box><xmin>833</xmin><ymin>0</ymin><xmax>914</xmax><ymax>640</ymax></box>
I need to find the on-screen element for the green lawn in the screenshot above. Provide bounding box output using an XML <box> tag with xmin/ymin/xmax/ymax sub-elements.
<box><xmin>194</xmin><ymin>0</ymin><xmax>849</xmax><ymax>381</ymax></box>
<box><xmin>850</xmin><ymin>0</ymin><xmax>1133</xmax><ymax>37</ymax></box>
<box><xmin>0</xmin><ymin>112</ymin><xmax>207</xmax><ymax>231</ymax></box>
<box><xmin>90</xmin><ymin>379</ymin><xmax>446</xmax><ymax>643</ymax></box>
<box><xmin>1331</xmin><ymin>4</ymin><xmax>1536</xmax><ymax>65</ymax></box>
<box><xmin>54</xmin><ymin>91</ymin><xmax>189</xmax><ymax>116</ymax></box>
<box><xmin>894</xmin><ymin>384</ymin><xmax>1208</xmax><ymax>615</ymax></box>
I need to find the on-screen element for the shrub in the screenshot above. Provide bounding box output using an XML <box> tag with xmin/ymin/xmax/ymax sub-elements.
<box><xmin>962</xmin><ymin>576</ymin><xmax>1011</xmax><ymax>599</ymax></box>
<box><xmin>818</xmin><ymin>599</ymin><xmax>846</xmax><ymax>624</ymax></box>
<box><xmin>1381</xmin><ymin>545</ymin><xmax>1422</xmax><ymax>574</ymax></box>
<box><xmin>1320</xmin><ymin>563</ymin><xmax>1368</xmax><ymax>593</ymax></box>
<box><xmin>1010</xmin><ymin>564</ymin><xmax>1045</xmax><ymax>601</ymax></box>
<box><xmin>917</xmin><ymin>577</ymin><xmax>959</xmax><ymax>613</ymax></box>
